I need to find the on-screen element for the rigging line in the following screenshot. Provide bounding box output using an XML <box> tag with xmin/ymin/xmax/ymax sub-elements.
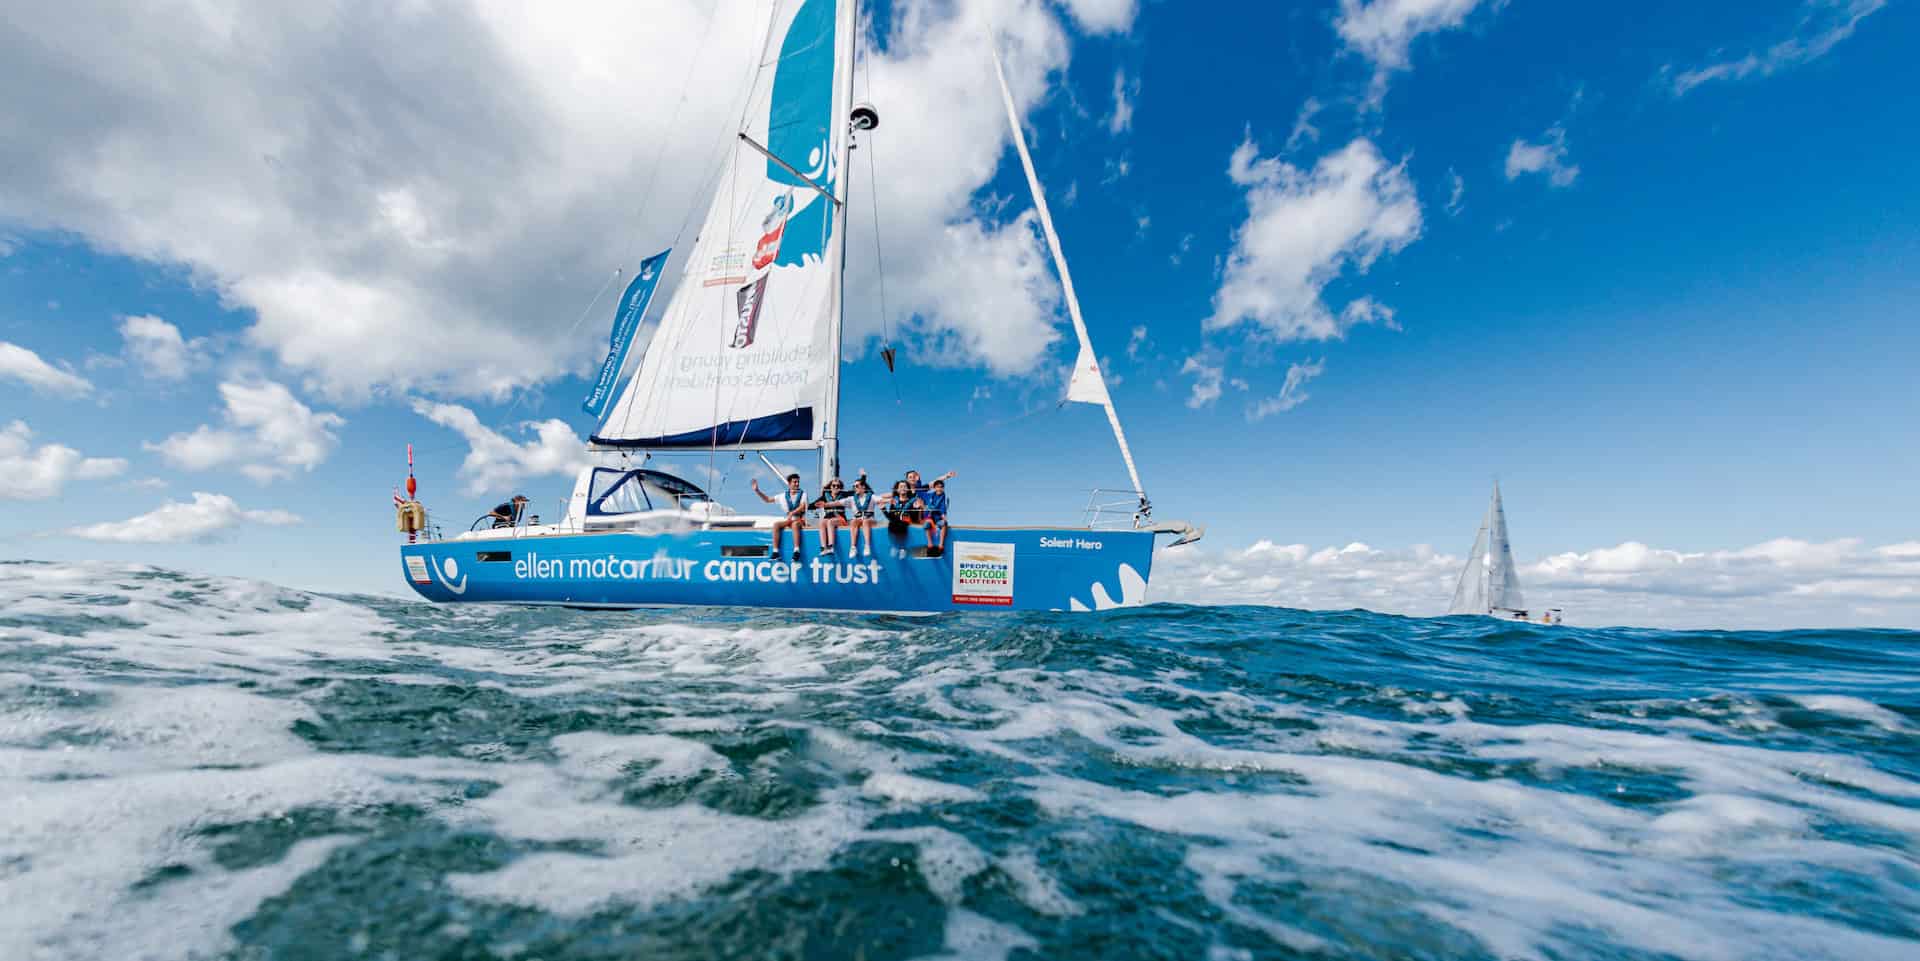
<box><xmin>937</xmin><ymin>400</ymin><xmax>1061</xmax><ymax>443</ymax></box>
<box><xmin>610</xmin><ymin>0</ymin><xmax>776</xmax><ymax>447</ymax></box>
<box><xmin>615</xmin><ymin>0</ymin><xmax>721</xmax><ymax>272</ymax></box>
<box><xmin>862</xmin><ymin>119</ymin><xmax>900</xmax><ymax>405</ymax></box>
<box><xmin>572</xmin><ymin>3</ymin><xmax>719</xmax><ymax>443</ymax></box>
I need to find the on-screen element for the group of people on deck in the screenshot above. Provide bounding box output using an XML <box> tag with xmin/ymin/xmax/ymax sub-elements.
<box><xmin>752</xmin><ymin>468</ymin><xmax>953</xmax><ymax>561</ymax></box>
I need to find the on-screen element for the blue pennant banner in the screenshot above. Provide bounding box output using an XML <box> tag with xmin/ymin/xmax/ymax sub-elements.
<box><xmin>582</xmin><ymin>249</ymin><xmax>671</xmax><ymax>418</ymax></box>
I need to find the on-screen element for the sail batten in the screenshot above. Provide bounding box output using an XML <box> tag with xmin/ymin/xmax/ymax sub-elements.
<box><xmin>593</xmin><ymin>0</ymin><xmax>849</xmax><ymax>455</ymax></box>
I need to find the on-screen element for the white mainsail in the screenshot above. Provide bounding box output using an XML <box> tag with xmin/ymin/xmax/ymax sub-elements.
<box><xmin>1448</xmin><ymin>483</ymin><xmax>1526</xmax><ymax>615</ymax></box>
<box><xmin>593</xmin><ymin>0</ymin><xmax>854</xmax><ymax>454</ymax></box>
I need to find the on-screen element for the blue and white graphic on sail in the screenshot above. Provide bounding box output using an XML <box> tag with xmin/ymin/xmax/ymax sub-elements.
<box><xmin>582</xmin><ymin>248</ymin><xmax>671</xmax><ymax>418</ymax></box>
<box><xmin>591</xmin><ymin>0</ymin><xmax>847</xmax><ymax>451</ymax></box>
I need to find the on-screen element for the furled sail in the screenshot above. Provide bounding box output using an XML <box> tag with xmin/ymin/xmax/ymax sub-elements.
<box><xmin>592</xmin><ymin>0</ymin><xmax>852</xmax><ymax>451</ymax></box>
<box><xmin>986</xmin><ymin>28</ymin><xmax>1143</xmax><ymax>505</ymax></box>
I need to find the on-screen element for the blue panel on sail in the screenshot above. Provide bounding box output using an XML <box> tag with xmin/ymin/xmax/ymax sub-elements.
<box><xmin>768</xmin><ymin>0</ymin><xmax>833</xmax><ymax>186</ymax></box>
<box><xmin>765</xmin><ymin>0</ymin><xmax>835</xmax><ymax>266</ymax></box>
<box><xmin>589</xmin><ymin>407</ymin><xmax>813</xmax><ymax>449</ymax></box>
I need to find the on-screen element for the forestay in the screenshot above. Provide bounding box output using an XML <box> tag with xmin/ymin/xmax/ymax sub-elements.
<box><xmin>592</xmin><ymin>0</ymin><xmax>853</xmax><ymax>451</ymax></box>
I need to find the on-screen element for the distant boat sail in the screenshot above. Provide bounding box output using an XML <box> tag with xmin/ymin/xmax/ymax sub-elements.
<box><xmin>394</xmin><ymin>0</ymin><xmax>1201</xmax><ymax>613</ymax></box>
<box><xmin>1448</xmin><ymin>483</ymin><xmax>1562</xmax><ymax>625</ymax></box>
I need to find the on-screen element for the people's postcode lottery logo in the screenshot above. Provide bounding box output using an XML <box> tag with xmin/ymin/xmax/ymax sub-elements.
<box><xmin>952</xmin><ymin>542</ymin><xmax>1015</xmax><ymax>606</ymax></box>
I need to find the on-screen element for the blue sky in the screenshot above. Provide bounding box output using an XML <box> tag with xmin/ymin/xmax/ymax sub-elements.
<box><xmin>2</xmin><ymin>0</ymin><xmax>1916</xmax><ymax>625</ymax></box>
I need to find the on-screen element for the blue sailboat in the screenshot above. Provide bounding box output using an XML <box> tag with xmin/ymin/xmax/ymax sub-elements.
<box><xmin>398</xmin><ymin>0</ymin><xmax>1200</xmax><ymax>613</ymax></box>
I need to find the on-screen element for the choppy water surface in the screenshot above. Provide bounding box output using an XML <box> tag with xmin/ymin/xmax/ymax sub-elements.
<box><xmin>2</xmin><ymin>561</ymin><xmax>1917</xmax><ymax>960</ymax></box>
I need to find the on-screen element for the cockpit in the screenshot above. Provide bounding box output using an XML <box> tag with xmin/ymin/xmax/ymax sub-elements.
<box><xmin>582</xmin><ymin>467</ymin><xmax>712</xmax><ymax>517</ymax></box>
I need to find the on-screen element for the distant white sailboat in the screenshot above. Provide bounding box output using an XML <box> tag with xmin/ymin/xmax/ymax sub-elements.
<box><xmin>1447</xmin><ymin>483</ymin><xmax>1562</xmax><ymax>625</ymax></box>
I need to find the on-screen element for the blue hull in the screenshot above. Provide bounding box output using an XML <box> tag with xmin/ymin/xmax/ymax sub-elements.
<box><xmin>400</xmin><ymin>526</ymin><xmax>1154</xmax><ymax>613</ymax></box>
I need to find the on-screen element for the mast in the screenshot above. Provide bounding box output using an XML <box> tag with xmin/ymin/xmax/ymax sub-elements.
<box><xmin>820</xmin><ymin>0</ymin><xmax>857</xmax><ymax>485</ymax></box>
<box><xmin>985</xmin><ymin>29</ymin><xmax>1149</xmax><ymax>516</ymax></box>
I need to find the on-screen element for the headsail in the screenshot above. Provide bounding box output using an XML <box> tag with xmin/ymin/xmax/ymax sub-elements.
<box><xmin>592</xmin><ymin>0</ymin><xmax>853</xmax><ymax>452</ymax></box>
<box><xmin>1447</xmin><ymin>515</ymin><xmax>1491</xmax><ymax>615</ymax></box>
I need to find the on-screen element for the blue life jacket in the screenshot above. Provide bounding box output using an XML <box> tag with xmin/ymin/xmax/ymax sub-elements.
<box><xmin>852</xmin><ymin>491</ymin><xmax>874</xmax><ymax>517</ymax></box>
<box><xmin>922</xmin><ymin>491</ymin><xmax>949</xmax><ymax>516</ymax></box>
<box><xmin>780</xmin><ymin>489</ymin><xmax>805</xmax><ymax>513</ymax></box>
<box><xmin>819</xmin><ymin>489</ymin><xmax>847</xmax><ymax>516</ymax></box>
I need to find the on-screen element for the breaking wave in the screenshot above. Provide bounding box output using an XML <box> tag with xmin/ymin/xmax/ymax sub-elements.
<box><xmin>1</xmin><ymin>560</ymin><xmax>1916</xmax><ymax>960</ymax></box>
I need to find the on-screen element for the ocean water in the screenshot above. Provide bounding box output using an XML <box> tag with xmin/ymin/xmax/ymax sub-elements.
<box><xmin>1</xmin><ymin>561</ymin><xmax>1916</xmax><ymax>961</ymax></box>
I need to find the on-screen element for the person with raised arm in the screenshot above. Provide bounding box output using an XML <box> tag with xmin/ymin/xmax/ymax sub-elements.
<box><xmin>751</xmin><ymin>473</ymin><xmax>809</xmax><ymax>561</ymax></box>
<box><xmin>903</xmin><ymin>468</ymin><xmax>956</xmax><ymax>499</ymax></box>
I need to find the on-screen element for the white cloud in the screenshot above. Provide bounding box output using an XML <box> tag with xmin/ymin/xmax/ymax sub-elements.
<box><xmin>1180</xmin><ymin>355</ymin><xmax>1249</xmax><ymax>409</ymax></box>
<box><xmin>66</xmin><ymin>491</ymin><xmax>301</xmax><ymax>543</ymax></box>
<box><xmin>411</xmin><ymin>400</ymin><xmax>587</xmax><ymax>496</ymax></box>
<box><xmin>119</xmin><ymin>315</ymin><xmax>199</xmax><ymax>381</ymax></box>
<box><xmin>1125</xmin><ymin>324</ymin><xmax>1149</xmax><ymax>360</ymax></box>
<box><xmin>1206</xmin><ymin>137</ymin><xmax>1421</xmax><ymax>340</ymax></box>
<box><xmin>1505</xmin><ymin>125</ymin><xmax>1579</xmax><ymax>187</ymax></box>
<box><xmin>1107</xmin><ymin>68</ymin><xmax>1135</xmax><ymax>135</ymax></box>
<box><xmin>1671</xmin><ymin>0</ymin><xmax>1887</xmax><ymax>96</ymax></box>
<box><xmin>0</xmin><ymin>420</ymin><xmax>127</xmax><ymax>500</ymax></box>
<box><xmin>1153</xmin><ymin>536</ymin><xmax>1920</xmax><ymax>629</ymax></box>
<box><xmin>0</xmin><ymin>341</ymin><xmax>92</xmax><ymax>397</ymax></box>
<box><xmin>1247</xmin><ymin>358</ymin><xmax>1326</xmax><ymax>420</ymax></box>
<box><xmin>1444</xmin><ymin>168</ymin><xmax>1465</xmax><ymax>215</ymax></box>
<box><xmin>1057</xmin><ymin>0</ymin><xmax>1139</xmax><ymax>34</ymax></box>
<box><xmin>1</xmin><ymin>0</ymin><xmax>1134</xmax><ymax>399</ymax></box>
<box><xmin>1335</xmin><ymin>0</ymin><xmax>1491</xmax><ymax>103</ymax></box>
<box><xmin>809</xmin><ymin>0</ymin><xmax>1143</xmax><ymax>377</ymax></box>
<box><xmin>1286</xmin><ymin>97</ymin><xmax>1322</xmax><ymax>151</ymax></box>
<box><xmin>1181</xmin><ymin>356</ymin><xmax>1224</xmax><ymax>409</ymax></box>
<box><xmin>147</xmin><ymin>425</ymin><xmax>244</xmax><ymax>472</ymax></box>
<box><xmin>146</xmin><ymin>380</ymin><xmax>344</xmax><ymax>482</ymax></box>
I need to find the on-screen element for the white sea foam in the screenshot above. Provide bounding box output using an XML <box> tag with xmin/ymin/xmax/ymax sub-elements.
<box><xmin>863</xmin><ymin>772</ymin><xmax>986</xmax><ymax>804</ymax></box>
<box><xmin>915</xmin><ymin>909</ymin><xmax>1039</xmax><ymax>961</ymax></box>
<box><xmin>1791</xmin><ymin>694</ymin><xmax>1909</xmax><ymax>731</ymax></box>
<box><xmin>993</xmin><ymin>848</ymin><xmax>1082</xmax><ymax>918</ymax></box>
<box><xmin>5</xmin><ymin>561</ymin><xmax>1916</xmax><ymax>960</ymax></box>
<box><xmin>550</xmin><ymin>731</ymin><xmax>731</xmax><ymax>786</ymax></box>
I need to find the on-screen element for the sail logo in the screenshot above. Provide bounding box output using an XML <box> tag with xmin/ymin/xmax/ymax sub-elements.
<box><xmin>432</xmin><ymin>555</ymin><xmax>467</xmax><ymax>595</ymax></box>
<box><xmin>732</xmin><ymin>275</ymin><xmax>768</xmax><ymax>349</ymax></box>
<box><xmin>952</xmin><ymin>541</ymin><xmax>1016</xmax><ymax>606</ymax></box>
<box><xmin>752</xmin><ymin>192</ymin><xmax>794</xmax><ymax>270</ymax></box>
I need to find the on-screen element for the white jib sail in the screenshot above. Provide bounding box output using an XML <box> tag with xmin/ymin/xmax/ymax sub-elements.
<box><xmin>1448</xmin><ymin>518</ymin><xmax>1491</xmax><ymax>615</ymax></box>
<box><xmin>593</xmin><ymin>0</ymin><xmax>852</xmax><ymax>452</ymax></box>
